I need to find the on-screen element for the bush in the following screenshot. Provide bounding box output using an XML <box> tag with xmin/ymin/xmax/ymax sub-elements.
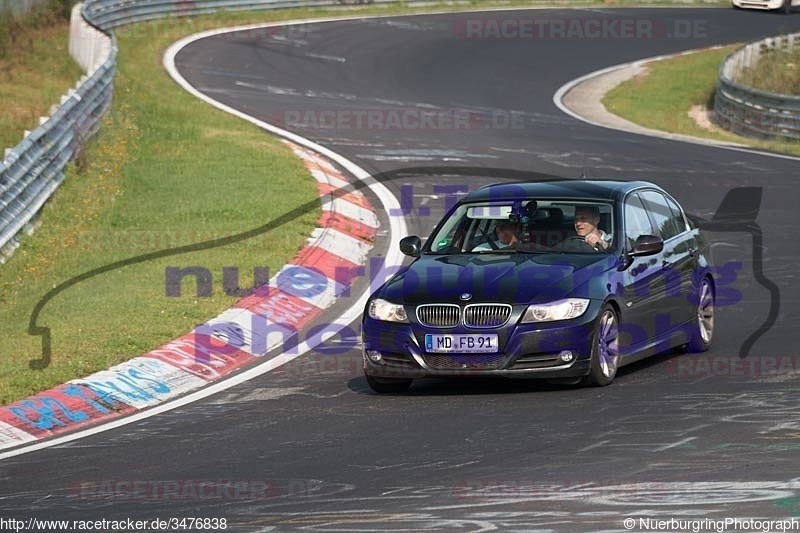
<box><xmin>0</xmin><ymin>0</ymin><xmax>77</xmax><ymax>60</ymax></box>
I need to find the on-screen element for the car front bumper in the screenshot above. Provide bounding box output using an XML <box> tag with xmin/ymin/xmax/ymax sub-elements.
<box><xmin>362</xmin><ymin>303</ymin><xmax>602</xmax><ymax>379</ymax></box>
<box><xmin>732</xmin><ymin>0</ymin><xmax>784</xmax><ymax>9</ymax></box>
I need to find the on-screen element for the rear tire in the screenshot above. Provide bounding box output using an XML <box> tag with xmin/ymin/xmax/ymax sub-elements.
<box><xmin>687</xmin><ymin>277</ymin><xmax>715</xmax><ymax>353</ymax></box>
<box><xmin>365</xmin><ymin>375</ymin><xmax>413</xmax><ymax>393</ymax></box>
<box><xmin>582</xmin><ymin>304</ymin><xmax>620</xmax><ymax>387</ymax></box>
<box><xmin>783</xmin><ymin>0</ymin><xmax>792</xmax><ymax>14</ymax></box>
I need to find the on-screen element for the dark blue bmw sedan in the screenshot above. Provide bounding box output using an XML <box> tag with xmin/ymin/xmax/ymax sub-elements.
<box><xmin>362</xmin><ymin>180</ymin><xmax>715</xmax><ymax>392</ymax></box>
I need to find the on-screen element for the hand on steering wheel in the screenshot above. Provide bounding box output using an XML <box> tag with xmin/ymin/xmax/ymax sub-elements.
<box><xmin>565</xmin><ymin>234</ymin><xmax>603</xmax><ymax>252</ymax></box>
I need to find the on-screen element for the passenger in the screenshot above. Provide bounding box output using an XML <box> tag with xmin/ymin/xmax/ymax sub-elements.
<box><xmin>474</xmin><ymin>220</ymin><xmax>519</xmax><ymax>251</ymax></box>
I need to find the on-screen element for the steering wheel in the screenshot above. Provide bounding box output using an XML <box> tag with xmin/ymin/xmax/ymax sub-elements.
<box><xmin>564</xmin><ymin>235</ymin><xmax>603</xmax><ymax>252</ymax></box>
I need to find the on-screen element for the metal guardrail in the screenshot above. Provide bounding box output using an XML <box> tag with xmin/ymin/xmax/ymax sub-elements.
<box><xmin>81</xmin><ymin>0</ymin><xmax>353</xmax><ymax>28</ymax></box>
<box><xmin>0</xmin><ymin>5</ymin><xmax>116</xmax><ymax>261</ymax></box>
<box><xmin>1</xmin><ymin>0</ymin><xmax>386</xmax><ymax>261</ymax></box>
<box><xmin>714</xmin><ymin>33</ymin><xmax>800</xmax><ymax>140</ymax></box>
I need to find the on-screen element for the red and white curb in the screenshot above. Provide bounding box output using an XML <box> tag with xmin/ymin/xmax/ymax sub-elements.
<box><xmin>0</xmin><ymin>141</ymin><xmax>379</xmax><ymax>452</ymax></box>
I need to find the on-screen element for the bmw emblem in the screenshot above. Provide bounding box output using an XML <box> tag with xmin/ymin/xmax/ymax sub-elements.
<box><xmin>460</xmin><ymin>293</ymin><xmax>472</xmax><ymax>301</ymax></box>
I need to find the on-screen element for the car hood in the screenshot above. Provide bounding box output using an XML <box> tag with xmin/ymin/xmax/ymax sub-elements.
<box><xmin>378</xmin><ymin>253</ymin><xmax>620</xmax><ymax>306</ymax></box>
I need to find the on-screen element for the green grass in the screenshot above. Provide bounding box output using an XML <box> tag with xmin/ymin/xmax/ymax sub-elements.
<box><xmin>604</xmin><ymin>46</ymin><xmax>739</xmax><ymax>137</ymax></box>
<box><xmin>603</xmin><ymin>46</ymin><xmax>800</xmax><ymax>156</ymax></box>
<box><xmin>0</xmin><ymin>0</ymin><xmax>737</xmax><ymax>404</ymax></box>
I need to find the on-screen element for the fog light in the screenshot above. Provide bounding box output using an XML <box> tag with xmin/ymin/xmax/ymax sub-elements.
<box><xmin>367</xmin><ymin>350</ymin><xmax>382</xmax><ymax>363</ymax></box>
<box><xmin>558</xmin><ymin>350</ymin><xmax>575</xmax><ymax>363</ymax></box>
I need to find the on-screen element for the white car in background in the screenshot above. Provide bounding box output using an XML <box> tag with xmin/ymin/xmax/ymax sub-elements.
<box><xmin>732</xmin><ymin>0</ymin><xmax>795</xmax><ymax>13</ymax></box>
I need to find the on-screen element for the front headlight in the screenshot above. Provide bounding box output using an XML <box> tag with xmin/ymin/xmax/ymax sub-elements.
<box><xmin>520</xmin><ymin>298</ymin><xmax>590</xmax><ymax>323</ymax></box>
<box><xmin>368</xmin><ymin>298</ymin><xmax>409</xmax><ymax>323</ymax></box>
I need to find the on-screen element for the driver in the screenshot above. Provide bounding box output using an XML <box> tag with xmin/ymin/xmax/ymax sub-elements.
<box><xmin>573</xmin><ymin>205</ymin><xmax>612</xmax><ymax>251</ymax></box>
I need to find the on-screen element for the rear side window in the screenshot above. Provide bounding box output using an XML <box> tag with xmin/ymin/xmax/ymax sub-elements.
<box><xmin>623</xmin><ymin>193</ymin><xmax>654</xmax><ymax>249</ymax></box>
<box><xmin>640</xmin><ymin>190</ymin><xmax>685</xmax><ymax>241</ymax></box>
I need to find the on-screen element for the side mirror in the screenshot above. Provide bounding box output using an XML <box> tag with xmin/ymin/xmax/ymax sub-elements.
<box><xmin>399</xmin><ymin>235</ymin><xmax>422</xmax><ymax>257</ymax></box>
<box><xmin>630</xmin><ymin>234</ymin><xmax>663</xmax><ymax>256</ymax></box>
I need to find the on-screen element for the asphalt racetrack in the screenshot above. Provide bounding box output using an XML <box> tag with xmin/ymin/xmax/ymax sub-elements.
<box><xmin>3</xmin><ymin>7</ymin><xmax>800</xmax><ymax>531</ymax></box>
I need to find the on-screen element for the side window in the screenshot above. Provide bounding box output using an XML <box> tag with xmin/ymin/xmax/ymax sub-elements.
<box><xmin>640</xmin><ymin>190</ymin><xmax>684</xmax><ymax>241</ymax></box>
<box><xmin>664</xmin><ymin>195</ymin><xmax>688</xmax><ymax>235</ymax></box>
<box><xmin>624</xmin><ymin>193</ymin><xmax>655</xmax><ymax>249</ymax></box>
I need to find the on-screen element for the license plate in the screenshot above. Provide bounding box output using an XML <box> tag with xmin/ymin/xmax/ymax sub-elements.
<box><xmin>425</xmin><ymin>334</ymin><xmax>498</xmax><ymax>353</ymax></box>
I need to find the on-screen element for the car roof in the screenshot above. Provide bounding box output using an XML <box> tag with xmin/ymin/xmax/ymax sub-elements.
<box><xmin>462</xmin><ymin>179</ymin><xmax>659</xmax><ymax>203</ymax></box>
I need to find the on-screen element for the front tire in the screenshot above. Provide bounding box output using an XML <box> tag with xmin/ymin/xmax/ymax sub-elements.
<box><xmin>687</xmin><ymin>277</ymin><xmax>715</xmax><ymax>352</ymax></box>
<box><xmin>783</xmin><ymin>0</ymin><xmax>792</xmax><ymax>14</ymax></box>
<box><xmin>582</xmin><ymin>304</ymin><xmax>620</xmax><ymax>387</ymax></box>
<box><xmin>365</xmin><ymin>374</ymin><xmax>413</xmax><ymax>393</ymax></box>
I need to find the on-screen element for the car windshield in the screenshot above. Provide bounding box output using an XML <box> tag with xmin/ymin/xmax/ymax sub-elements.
<box><xmin>426</xmin><ymin>199</ymin><xmax>616</xmax><ymax>254</ymax></box>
